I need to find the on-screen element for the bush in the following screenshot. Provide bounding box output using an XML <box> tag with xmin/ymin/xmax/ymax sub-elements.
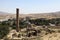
<box><xmin>29</xmin><ymin>18</ymin><xmax>49</xmax><ymax>26</ymax></box>
<box><xmin>58</xmin><ymin>30</ymin><xmax>60</xmax><ymax>33</ymax></box>
<box><xmin>0</xmin><ymin>25</ymin><xmax>9</xmax><ymax>39</ymax></box>
<box><xmin>45</xmin><ymin>32</ymin><xmax>48</xmax><ymax>35</ymax></box>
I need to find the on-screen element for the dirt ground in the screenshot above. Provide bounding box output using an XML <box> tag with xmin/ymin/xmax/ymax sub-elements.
<box><xmin>42</xmin><ymin>33</ymin><xmax>60</xmax><ymax>40</ymax></box>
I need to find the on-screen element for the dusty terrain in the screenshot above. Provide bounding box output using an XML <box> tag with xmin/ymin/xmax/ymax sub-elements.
<box><xmin>0</xmin><ymin>11</ymin><xmax>60</xmax><ymax>19</ymax></box>
<box><xmin>42</xmin><ymin>33</ymin><xmax>60</xmax><ymax>40</ymax></box>
<box><xmin>5</xmin><ymin>26</ymin><xmax>60</xmax><ymax>40</ymax></box>
<box><xmin>0</xmin><ymin>11</ymin><xmax>60</xmax><ymax>40</ymax></box>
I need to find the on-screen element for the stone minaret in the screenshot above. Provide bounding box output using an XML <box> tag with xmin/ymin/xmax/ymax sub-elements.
<box><xmin>16</xmin><ymin>8</ymin><xmax>19</xmax><ymax>32</ymax></box>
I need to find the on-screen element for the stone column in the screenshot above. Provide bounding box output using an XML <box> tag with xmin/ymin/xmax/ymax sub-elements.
<box><xmin>16</xmin><ymin>8</ymin><xmax>19</xmax><ymax>32</ymax></box>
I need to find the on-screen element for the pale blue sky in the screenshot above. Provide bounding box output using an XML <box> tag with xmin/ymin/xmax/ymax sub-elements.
<box><xmin>0</xmin><ymin>0</ymin><xmax>60</xmax><ymax>14</ymax></box>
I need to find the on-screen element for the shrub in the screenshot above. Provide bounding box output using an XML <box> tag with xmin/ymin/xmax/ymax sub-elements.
<box><xmin>58</xmin><ymin>30</ymin><xmax>60</xmax><ymax>33</ymax></box>
<box><xmin>0</xmin><ymin>25</ymin><xmax>9</xmax><ymax>39</ymax></box>
<box><xmin>45</xmin><ymin>32</ymin><xmax>48</xmax><ymax>35</ymax></box>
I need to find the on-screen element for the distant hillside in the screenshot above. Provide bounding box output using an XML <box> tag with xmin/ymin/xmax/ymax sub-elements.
<box><xmin>0</xmin><ymin>11</ymin><xmax>60</xmax><ymax>19</ymax></box>
<box><xmin>18</xmin><ymin>11</ymin><xmax>60</xmax><ymax>19</ymax></box>
<box><xmin>0</xmin><ymin>11</ymin><xmax>12</xmax><ymax>19</ymax></box>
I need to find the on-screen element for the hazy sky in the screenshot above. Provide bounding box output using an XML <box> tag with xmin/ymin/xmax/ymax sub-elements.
<box><xmin>0</xmin><ymin>0</ymin><xmax>60</xmax><ymax>14</ymax></box>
